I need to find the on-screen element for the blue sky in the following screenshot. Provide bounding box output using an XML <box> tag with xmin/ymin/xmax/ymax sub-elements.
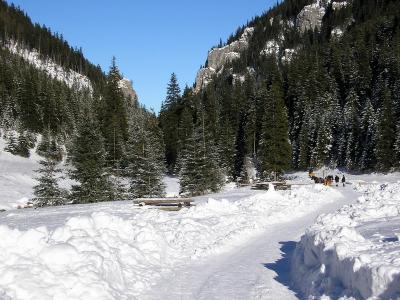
<box><xmin>8</xmin><ymin>1</ymin><xmax>274</xmax><ymax>112</ymax></box>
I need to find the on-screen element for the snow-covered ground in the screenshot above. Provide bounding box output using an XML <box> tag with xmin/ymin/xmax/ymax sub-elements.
<box><xmin>292</xmin><ymin>182</ymin><xmax>400</xmax><ymax>299</ymax></box>
<box><xmin>0</xmin><ymin>136</ymin><xmax>72</xmax><ymax>210</ymax></box>
<box><xmin>1</xmin><ymin>141</ymin><xmax>400</xmax><ymax>299</ymax></box>
<box><xmin>0</xmin><ymin>173</ymin><xmax>344</xmax><ymax>299</ymax></box>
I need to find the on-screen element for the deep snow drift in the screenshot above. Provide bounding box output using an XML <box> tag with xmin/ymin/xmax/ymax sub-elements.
<box><xmin>0</xmin><ymin>182</ymin><xmax>342</xmax><ymax>299</ymax></box>
<box><xmin>292</xmin><ymin>182</ymin><xmax>400</xmax><ymax>299</ymax></box>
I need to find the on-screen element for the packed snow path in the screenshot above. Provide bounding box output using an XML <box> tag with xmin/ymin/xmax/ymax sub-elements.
<box><xmin>143</xmin><ymin>186</ymin><xmax>358</xmax><ymax>300</ymax></box>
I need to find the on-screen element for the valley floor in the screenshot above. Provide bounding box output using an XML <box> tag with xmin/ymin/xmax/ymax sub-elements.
<box><xmin>1</xmin><ymin>144</ymin><xmax>400</xmax><ymax>299</ymax></box>
<box><xmin>143</xmin><ymin>185</ymin><xmax>358</xmax><ymax>300</ymax></box>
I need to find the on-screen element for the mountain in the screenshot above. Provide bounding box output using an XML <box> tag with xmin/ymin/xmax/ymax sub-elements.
<box><xmin>160</xmin><ymin>0</ymin><xmax>400</xmax><ymax>183</ymax></box>
<box><xmin>0</xmin><ymin>0</ymin><xmax>143</xmax><ymax>136</ymax></box>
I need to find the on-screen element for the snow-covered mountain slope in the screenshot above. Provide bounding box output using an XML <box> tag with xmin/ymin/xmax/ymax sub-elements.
<box><xmin>0</xmin><ymin>136</ymin><xmax>72</xmax><ymax>210</ymax></box>
<box><xmin>4</xmin><ymin>40</ymin><xmax>93</xmax><ymax>91</ymax></box>
<box><xmin>292</xmin><ymin>182</ymin><xmax>400</xmax><ymax>299</ymax></box>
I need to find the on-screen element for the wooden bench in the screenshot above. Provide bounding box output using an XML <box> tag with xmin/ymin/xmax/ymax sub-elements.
<box><xmin>133</xmin><ymin>198</ymin><xmax>194</xmax><ymax>211</ymax></box>
<box><xmin>251</xmin><ymin>182</ymin><xmax>291</xmax><ymax>191</ymax></box>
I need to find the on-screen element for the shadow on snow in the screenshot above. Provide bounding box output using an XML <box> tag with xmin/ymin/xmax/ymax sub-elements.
<box><xmin>263</xmin><ymin>241</ymin><xmax>303</xmax><ymax>299</ymax></box>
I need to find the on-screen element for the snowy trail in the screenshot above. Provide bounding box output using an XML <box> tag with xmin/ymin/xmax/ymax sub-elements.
<box><xmin>144</xmin><ymin>187</ymin><xmax>358</xmax><ymax>300</ymax></box>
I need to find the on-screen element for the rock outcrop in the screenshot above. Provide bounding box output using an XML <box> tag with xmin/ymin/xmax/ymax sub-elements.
<box><xmin>194</xmin><ymin>0</ymin><xmax>350</xmax><ymax>94</ymax></box>
<box><xmin>118</xmin><ymin>78</ymin><xmax>138</xmax><ymax>103</ymax></box>
<box><xmin>297</xmin><ymin>0</ymin><xmax>349</xmax><ymax>33</ymax></box>
<box><xmin>194</xmin><ymin>27</ymin><xmax>254</xmax><ymax>93</ymax></box>
<box><xmin>297</xmin><ymin>0</ymin><xmax>328</xmax><ymax>32</ymax></box>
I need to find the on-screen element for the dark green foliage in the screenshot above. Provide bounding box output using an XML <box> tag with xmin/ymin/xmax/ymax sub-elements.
<box><xmin>159</xmin><ymin>73</ymin><xmax>181</xmax><ymax>173</ymax></box>
<box><xmin>258</xmin><ymin>82</ymin><xmax>291</xmax><ymax>177</ymax></box>
<box><xmin>0</xmin><ymin>0</ymin><xmax>104</xmax><ymax>84</ymax></box>
<box><xmin>179</xmin><ymin>121</ymin><xmax>224</xmax><ymax>196</ymax></box>
<box><xmin>376</xmin><ymin>88</ymin><xmax>396</xmax><ymax>171</ymax></box>
<box><xmin>33</xmin><ymin>138</ymin><xmax>65</xmax><ymax>207</ymax></box>
<box><xmin>162</xmin><ymin>0</ymin><xmax>400</xmax><ymax>176</ymax></box>
<box><xmin>69</xmin><ymin>115</ymin><xmax>114</xmax><ymax>203</ymax></box>
<box><xmin>100</xmin><ymin>57</ymin><xmax>128</xmax><ymax>164</ymax></box>
<box><xmin>126</xmin><ymin>111</ymin><xmax>165</xmax><ymax>198</ymax></box>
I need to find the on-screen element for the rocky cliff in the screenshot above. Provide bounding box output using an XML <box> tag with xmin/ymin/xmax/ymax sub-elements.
<box><xmin>118</xmin><ymin>78</ymin><xmax>138</xmax><ymax>103</ymax></box>
<box><xmin>194</xmin><ymin>0</ymin><xmax>350</xmax><ymax>93</ymax></box>
<box><xmin>194</xmin><ymin>27</ymin><xmax>254</xmax><ymax>92</ymax></box>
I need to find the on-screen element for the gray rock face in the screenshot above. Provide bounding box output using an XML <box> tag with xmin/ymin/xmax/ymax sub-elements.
<box><xmin>297</xmin><ymin>0</ymin><xmax>349</xmax><ymax>33</ymax></box>
<box><xmin>118</xmin><ymin>78</ymin><xmax>138</xmax><ymax>103</ymax></box>
<box><xmin>194</xmin><ymin>27</ymin><xmax>254</xmax><ymax>93</ymax></box>
<box><xmin>207</xmin><ymin>27</ymin><xmax>254</xmax><ymax>70</ymax></box>
<box><xmin>297</xmin><ymin>0</ymin><xmax>328</xmax><ymax>32</ymax></box>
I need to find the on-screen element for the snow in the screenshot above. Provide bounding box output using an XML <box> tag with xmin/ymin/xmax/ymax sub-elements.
<box><xmin>260</xmin><ymin>40</ymin><xmax>280</xmax><ymax>57</ymax></box>
<box><xmin>0</xmin><ymin>136</ymin><xmax>73</xmax><ymax>210</ymax></box>
<box><xmin>292</xmin><ymin>182</ymin><xmax>400</xmax><ymax>299</ymax></box>
<box><xmin>4</xmin><ymin>40</ymin><xmax>92</xmax><ymax>92</ymax></box>
<box><xmin>0</xmin><ymin>174</ymin><xmax>344</xmax><ymax>299</ymax></box>
<box><xmin>2</xmin><ymin>141</ymin><xmax>400</xmax><ymax>299</ymax></box>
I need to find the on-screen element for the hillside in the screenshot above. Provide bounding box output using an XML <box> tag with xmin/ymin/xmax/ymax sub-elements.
<box><xmin>160</xmin><ymin>0</ymin><xmax>400</xmax><ymax>182</ymax></box>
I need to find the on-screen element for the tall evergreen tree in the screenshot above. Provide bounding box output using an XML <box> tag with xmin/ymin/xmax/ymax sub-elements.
<box><xmin>159</xmin><ymin>73</ymin><xmax>181</xmax><ymax>173</ymax></box>
<box><xmin>376</xmin><ymin>88</ymin><xmax>396</xmax><ymax>171</ymax></box>
<box><xmin>33</xmin><ymin>135</ymin><xmax>64</xmax><ymax>207</ymax></box>
<box><xmin>179</xmin><ymin>121</ymin><xmax>223</xmax><ymax>196</ymax></box>
<box><xmin>126</xmin><ymin>111</ymin><xmax>165</xmax><ymax>198</ymax></box>
<box><xmin>100</xmin><ymin>57</ymin><xmax>128</xmax><ymax>165</ymax></box>
<box><xmin>69</xmin><ymin>114</ymin><xmax>114</xmax><ymax>203</ymax></box>
<box><xmin>258</xmin><ymin>82</ymin><xmax>291</xmax><ymax>178</ymax></box>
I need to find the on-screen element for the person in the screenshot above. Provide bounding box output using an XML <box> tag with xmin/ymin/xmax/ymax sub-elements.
<box><xmin>335</xmin><ymin>175</ymin><xmax>339</xmax><ymax>187</ymax></box>
<box><xmin>342</xmin><ymin>175</ymin><xmax>346</xmax><ymax>187</ymax></box>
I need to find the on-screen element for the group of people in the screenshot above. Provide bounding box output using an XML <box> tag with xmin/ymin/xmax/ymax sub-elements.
<box><xmin>309</xmin><ymin>170</ymin><xmax>346</xmax><ymax>187</ymax></box>
<box><xmin>334</xmin><ymin>175</ymin><xmax>346</xmax><ymax>187</ymax></box>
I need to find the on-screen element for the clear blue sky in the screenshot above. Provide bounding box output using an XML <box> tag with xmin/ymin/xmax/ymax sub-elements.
<box><xmin>8</xmin><ymin>1</ymin><xmax>274</xmax><ymax>112</ymax></box>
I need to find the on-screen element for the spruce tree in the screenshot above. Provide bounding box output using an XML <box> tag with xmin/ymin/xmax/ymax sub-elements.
<box><xmin>360</xmin><ymin>100</ymin><xmax>377</xmax><ymax>171</ymax></box>
<box><xmin>159</xmin><ymin>73</ymin><xmax>181</xmax><ymax>173</ymax></box>
<box><xmin>100</xmin><ymin>57</ymin><xmax>128</xmax><ymax>165</ymax></box>
<box><xmin>344</xmin><ymin>89</ymin><xmax>361</xmax><ymax>170</ymax></box>
<box><xmin>126</xmin><ymin>111</ymin><xmax>165</xmax><ymax>198</ymax></box>
<box><xmin>69</xmin><ymin>115</ymin><xmax>114</xmax><ymax>203</ymax></box>
<box><xmin>258</xmin><ymin>82</ymin><xmax>291</xmax><ymax>178</ymax></box>
<box><xmin>33</xmin><ymin>141</ymin><xmax>65</xmax><ymax>207</ymax></box>
<box><xmin>179</xmin><ymin>121</ymin><xmax>223</xmax><ymax>196</ymax></box>
<box><xmin>376</xmin><ymin>88</ymin><xmax>396</xmax><ymax>171</ymax></box>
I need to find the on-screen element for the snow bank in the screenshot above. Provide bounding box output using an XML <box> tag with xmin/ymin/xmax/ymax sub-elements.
<box><xmin>292</xmin><ymin>183</ymin><xmax>400</xmax><ymax>299</ymax></box>
<box><xmin>0</xmin><ymin>184</ymin><xmax>342</xmax><ymax>299</ymax></box>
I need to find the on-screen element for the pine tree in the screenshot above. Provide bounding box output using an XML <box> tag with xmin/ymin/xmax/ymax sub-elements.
<box><xmin>100</xmin><ymin>57</ymin><xmax>128</xmax><ymax>164</ymax></box>
<box><xmin>159</xmin><ymin>73</ymin><xmax>181</xmax><ymax>173</ymax></box>
<box><xmin>33</xmin><ymin>143</ymin><xmax>64</xmax><ymax>207</ymax></box>
<box><xmin>69</xmin><ymin>114</ymin><xmax>114</xmax><ymax>203</ymax></box>
<box><xmin>164</xmin><ymin>73</ymin><xmax>181</xmax><ymax>108</ymax></box>
<box><xmin>376</xmin><ymin>88</ymin><xmax>396</xmax><ymax>171</ymax></box>
<box><xmin>126</xmin><ymin>111</ymin><xmax>165</xmax><ymax>198</ymax></box>
<box><xmin>179</xmin><ymin>121</ymin><xmax>223</xmax><ymax>196</ymax></box>
<box><xmin>344</xmin><ymin>89</ymin><xmax>361</xmax><ymax>170</ymax></box>
<box><xmin>360</xmin><ymin>99</ymin><xmax>377</xmax><ymax>170</ymax></box>
<box><xmin>258</xmin><ymin>81</ymin><xmax>291</xmax><ymax>178</ymax></box>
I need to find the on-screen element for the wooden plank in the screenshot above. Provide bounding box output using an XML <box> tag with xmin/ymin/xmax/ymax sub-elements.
<box><xmin>134</xmin><ymin>199</ymin><xmax>193</xmax><ymax>205</ymax></box>
<box><xmin>135</xmin><ymin>197</ymin><xmax>192</xmax><ymax>202</ymax></box>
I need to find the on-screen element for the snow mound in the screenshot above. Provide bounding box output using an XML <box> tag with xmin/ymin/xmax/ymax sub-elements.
<box><xmin>0</xmin><ymin>184</ymin><xmax>342</xmax><ymax>299</ymax></box>
<box><xmin>292</xmin><ymin>183</ymin><xmax>400</xmax><ymax>299</ymax></box>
